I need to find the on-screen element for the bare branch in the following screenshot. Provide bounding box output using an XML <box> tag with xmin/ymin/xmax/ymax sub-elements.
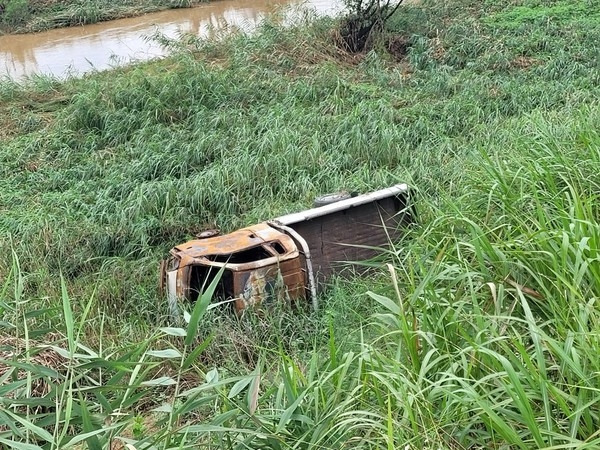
<box><xmin>339</xmin><ymin>0</ymin><xmax>405</xmax><ymax>53</ymax></box>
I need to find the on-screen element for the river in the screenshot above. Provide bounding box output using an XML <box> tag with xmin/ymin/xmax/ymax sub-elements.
<box><xmin>0</xmin><ymin>0</ymin><xmax>342</xmax><ymax>80</ymax></box>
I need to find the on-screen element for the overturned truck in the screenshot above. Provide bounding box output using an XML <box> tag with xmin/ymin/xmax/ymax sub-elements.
<box><xmin>161</xmin><ymin>184</ymin><xmax>413</xmax><ymax>313</ymax></box>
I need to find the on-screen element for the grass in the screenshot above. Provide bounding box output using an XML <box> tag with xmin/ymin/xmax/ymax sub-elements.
<box><xmin>1</xmin><ymin>0</ymin><xmax>600</xmax><ymax>447</ymax></box>
<box><xmin>484</xmin><ymin>0</ymin><xmax>600</xmax><ymax>29</ymax></box>
<box><xmin>0</xmin><ymin>0</ymin><xmax>206</xmax><ymax>34</ymax></box>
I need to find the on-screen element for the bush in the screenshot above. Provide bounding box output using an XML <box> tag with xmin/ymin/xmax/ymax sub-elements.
<box><xmin>338</xmin><ymin>0</ymin><xmax>404</xmax><ymax>52</ymax></box>
<box><xmin>1</xmin><ymin>0</ymin><xmax>30</xmax><ymax>26</ymax></box>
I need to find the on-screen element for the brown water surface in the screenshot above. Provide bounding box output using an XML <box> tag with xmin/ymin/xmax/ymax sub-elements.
<box><xmin>0</xmin><ymin>0</ymin><xmax>341</xmax><ymax>80</ymax></box>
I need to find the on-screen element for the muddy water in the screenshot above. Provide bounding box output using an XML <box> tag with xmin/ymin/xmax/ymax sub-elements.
<box><xmin>0</xmin><ymin>0</ymin><xmax>341</xmax><ymax>80</ymax></box>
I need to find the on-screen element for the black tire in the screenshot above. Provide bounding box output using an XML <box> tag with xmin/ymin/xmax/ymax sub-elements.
<box><xmin>313</xmin><ymin>192</ymin><xmax>353</xmax><ymax>207</ymax></box>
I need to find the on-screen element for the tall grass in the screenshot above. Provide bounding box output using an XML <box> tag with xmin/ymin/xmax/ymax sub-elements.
<box><xmin>3</xmin><ymin>121</ymin><xmax>599</xmax><ymax>447</ymax></box>
<box><xmin>2</xmin><ymin>0</ymin><xmax>598</xmax><ymax>327</ymax></box>
<box><xmin>1</xmin><ymin>0</ymin><xmax>600</xmax><ymax>447</ymax></box>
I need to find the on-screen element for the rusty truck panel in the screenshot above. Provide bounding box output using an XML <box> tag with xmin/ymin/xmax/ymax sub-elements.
<box><xmin>231</xmin><ymin>258</ymin><xmax>306</xmax><ymax>311</ymax></box>
<box><xmin>274</xmin><ymin>186</ymin><xmax>412</xmax><ymax>288</ymax></box>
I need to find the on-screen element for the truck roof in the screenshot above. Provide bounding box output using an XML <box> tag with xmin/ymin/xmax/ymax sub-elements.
<box><xmin>171</xmin><ymin>222</ymin><xmax>298</xmax><ymax>267</ymax></box>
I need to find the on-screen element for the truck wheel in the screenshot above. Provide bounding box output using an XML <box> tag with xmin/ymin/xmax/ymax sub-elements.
<box><xmin>313</xmin><ymin>192</ymin><xmax>353</xmax><ymax>207</ymax></box>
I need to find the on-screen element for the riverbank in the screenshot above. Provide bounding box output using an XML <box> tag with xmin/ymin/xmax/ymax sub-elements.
<box><xmin>0</xmin><ymin>0</ymin><xmax>339</xmax><ymax>80</ymax></box>
<box><xmin>0</xmin><ymin>0</ymin><xmax>207</xmax><ymax>34</ymax></box>
<box><xmin>2</xmin><ymin>0</ymin><xmax>600</xmax><ymax>448</ymax></box>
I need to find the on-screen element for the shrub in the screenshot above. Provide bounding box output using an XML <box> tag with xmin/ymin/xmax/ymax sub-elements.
<box><xmin>1</xmin><ymin>0</ymin><xmax>30</xmax><ymax>26</ymax></box>
<box><xmin>338</xmin><ymin>0</ymin><xmax>404</xmax><ymax>52</ymax></box>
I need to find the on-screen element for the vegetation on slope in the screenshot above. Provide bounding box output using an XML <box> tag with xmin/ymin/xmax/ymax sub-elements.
<box><xmin>0</xmin><ymin>0</ymin><xmax>204</xmax><ymax>33</ymax></box>
<box><xmin>1</xmin><ymin>0</ymin><xmax>600</xmax><ymax>448</ymax></box>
